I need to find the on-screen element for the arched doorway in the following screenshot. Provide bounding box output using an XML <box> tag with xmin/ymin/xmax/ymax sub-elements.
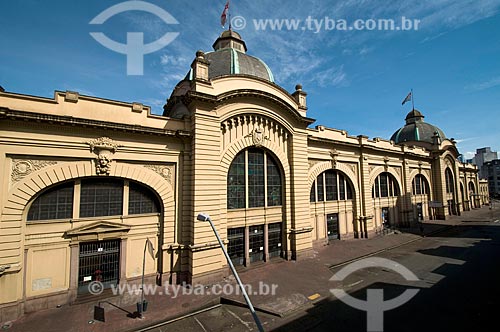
<box><xmin>226</xmin><ymin>147</ymin><xmax>284</xmax><ymax>265</ymax></box>
<box><xmin>445</xmin><ymin>168</ymin><xmax>457</xmax><ymax>215</ymax></box>
<box><xmin>310</xmin><ymin>169</ymin><xmax>356</xmax><ymax>242</ymax></box>
<box><xmin>372</xmin><ymin>172</ymin><xmax>401</xmax><ymax>229</ymax></box>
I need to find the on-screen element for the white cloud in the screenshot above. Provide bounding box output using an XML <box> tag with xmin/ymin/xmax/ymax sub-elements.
<box><xmin>160</xmin><ymin>54</ymin><xmax>189</xmax><ymax>66</ymax></box>
<box><xmin>359</xmin><ymin>46</ymin><xmax>374</xmax><ymax>56</ymax></box>
<box><xmin>463</xmin><ymin>151</ymin><xmax>475</xmax><ymax>159</ymax></box>
<box><xmin>465</xmin><ymin>77</ymin><xmax>500</xmax><ymax>92</ymax></box>
<box><xmin>314</xmin><ymin>65</ymin><xmax>347</xmax><ymax>88</ymax></box>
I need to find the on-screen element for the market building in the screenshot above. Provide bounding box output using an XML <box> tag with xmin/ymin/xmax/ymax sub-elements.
<box><xmin>0</xmin><ymin>30</ymin><xmax>487</xmax><ymax>321</ymax></box>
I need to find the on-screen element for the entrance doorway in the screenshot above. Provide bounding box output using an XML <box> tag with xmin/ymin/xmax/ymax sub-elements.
<box><xmin>249</xmin><ymin>225</ymin><xmax>264</xmax><ymax>263</ymax></box>
<box><xmin>326</xmin><ymin>213</ymin><xmax>340</xmax><ymax>240</ymax></box>
<box><xmin>447</xmin><ymin>200</ymin><xmax>455</xmax><ymax>215</ymax></box>
<box><xmin>416</xmin><ymin>203</ymin><xmax>423</xmax><ymax>221</ymax></box>
<box><xmin>382</xmin><ymin>207</ymin><xmax>390</xmax><ymax>229</ymax></box>
<box><xmin>228</xmin><ymin>227</ymin><xmax>245</xmax><ymax>266</ymax></box>
<box><xmin>78</xmin><ymin>239</ymin><xmax>120</xmax><ymax>293</ymax></box>
<box><xmin>268</xmin><ymin>223</ymin><xmax>283</xmax><ymax>258</ymax></box>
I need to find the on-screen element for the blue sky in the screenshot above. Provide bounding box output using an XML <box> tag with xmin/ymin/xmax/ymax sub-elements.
<box><xmin>1</xmin><ymin>0</ymin><xmax>499</xmax><ymax>160</ymax></box>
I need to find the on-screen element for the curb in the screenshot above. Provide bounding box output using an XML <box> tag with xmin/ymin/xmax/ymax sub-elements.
<box><xmin>220</xmin><ymin>297</ymin><xmax>284</xmax><ymax>317</ymax></box>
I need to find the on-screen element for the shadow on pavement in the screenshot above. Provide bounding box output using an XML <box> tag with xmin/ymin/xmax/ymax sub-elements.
<box><xmin>272</xmin><ymin>225</ymin><xmax>500</xmax><ymax>332</ymax></box>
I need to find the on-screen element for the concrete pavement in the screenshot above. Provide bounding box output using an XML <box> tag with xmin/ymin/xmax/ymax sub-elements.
<box><xmin>2</xmin><ymin>206</ymin><xmax>498</xmax><ymax>332</ymax></box>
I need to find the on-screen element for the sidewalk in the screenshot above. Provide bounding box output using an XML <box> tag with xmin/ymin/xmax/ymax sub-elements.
<box><xmin>3</xmin><ymin>206</ymin><xmax>497</xmax><ymax>332</ymax></box>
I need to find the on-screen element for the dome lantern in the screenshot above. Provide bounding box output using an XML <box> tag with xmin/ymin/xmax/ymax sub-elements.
<box><xmin>202</xmin><ymin>30</ymin><xmax>274</xmax><ymax>82</ymax></box>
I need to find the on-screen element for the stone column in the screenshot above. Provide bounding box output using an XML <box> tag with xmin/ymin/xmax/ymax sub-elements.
<box><xmin>288</xmin><ymin>129</ymin><xmax>313</xmax><ymax>259</ymax></box>
<box><xmin>68</xmin><ymin>243</ymin><xmax>79</xmax><ymax>302</ymax></box>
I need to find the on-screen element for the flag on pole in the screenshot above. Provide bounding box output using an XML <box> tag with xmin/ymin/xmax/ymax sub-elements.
<box><xmin>402</xmin><ymin>91</ymin><xmax>412</xmax><ymax>105</ymax></box>
<box><xmin>221</xmin><ymin>1</ymin><xmax>230</xmax><ymax>27</ymax></box>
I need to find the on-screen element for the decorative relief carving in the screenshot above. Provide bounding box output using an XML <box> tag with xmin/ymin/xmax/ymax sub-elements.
<box><xmin>86</xmin><ymin>136</ymin><xmax>121</xmax><ymax>175</ymax></box>
<box><xmin>144</xmin><ymin>164</ymin><xmax>175</xmax><ymax>183</ymax></box>
<box><xmin>221</xmin><ymin>114</ymin><xmax>289</xmax><ymax>154</ymax></box>
<box><xmin>383</xmin><ymin>156</ymin><xmax>390</xmax><ymax>171</ymax></box>
<box><xmin>246</xmin><ymin>127</ymin><xmax>269</xmax><ymax>147</ymax></box>
<box><xmin>308</xmin><ymin>159</ymin><xmax>322</xmax><ymax>169</ymax></box>
<box><xmin>394</xmin><ymin>167</ymin><xmax>401</xmax><ymax>177</ymax></box>
<box><xmin>330</xmin><ymin>149</ymin><xmax>339</xmax><ymax>169</ymax></box>
<box><xmin>11</xmin><ymin>159</ymin><xmax>59</xmax><ymax>184</ymax></box>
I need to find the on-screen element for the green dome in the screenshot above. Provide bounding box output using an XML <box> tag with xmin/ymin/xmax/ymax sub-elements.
<box><xmin>391</xmin><ymin>109</ymin><xmax>446</xmax><ymax>144</ymax></box>
<box><xmin>201</xmin><ymin>30</ymin><xmax>274</xmax><ymax>82</ymax></box>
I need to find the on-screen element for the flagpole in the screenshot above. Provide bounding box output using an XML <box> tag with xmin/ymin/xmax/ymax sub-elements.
<box><xmin>411</xmin><ymin>88</ymin><xmax>415</xmax><ymax>110</ymax></box>
<box><xmin>228</xmin><ymin>1</ymin><xmax>232</xmax><ymax>30</ymax></box>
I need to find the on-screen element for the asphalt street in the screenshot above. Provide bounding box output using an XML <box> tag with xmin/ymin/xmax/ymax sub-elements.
<box><xmin>139</xmin><ymin>222</ymin><xmax>500</xmax><ymax>332</ymax></box>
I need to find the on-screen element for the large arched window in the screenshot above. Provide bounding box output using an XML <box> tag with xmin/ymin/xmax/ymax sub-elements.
<box><xmin>310</xmin><ymin>170</ymin><xmax>353</xmax><ymax>202</ymax></box>
<box><xmin>412</xmin><ymin>174</ymin><xmax>430</xmax><ymax>195</ymax></box>
<box><xmin>27</xmin><ymin>179</ymin><xmax>160</xmax><ymax>222</ymax></box>
<box><xmin>445</xmin><ymin>168</ymin><xmax>454</xmax><ymax>194</ymax></box>
<box><xmin>227</xmin><ymin>148</ymin><xmax>282</xmax><ymax>210</ymax></box>
<box><xmin>372</xmin><ymin>172</ymin><xmax>400</xmax><ymax>198</ymax></box>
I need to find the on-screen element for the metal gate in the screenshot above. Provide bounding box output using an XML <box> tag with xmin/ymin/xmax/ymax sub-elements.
<box><xmin>78</xmin><ymin>239</ymin><xmax>120</xmax><ymax>293</ymax></box>
<box><xmin>327</xmin><ymin>213</ymin><xmax>340</xmax><ymax>240</ymax></box>
<box><xmin>268</xmin><ymin>223</ymin><xmax>283</xmax><ymax>258</ymax></box>
<box><xmin>249</xmin><ymin>225</ymin><xmax>264</xmax><ymax>263</ymax></box>
<box><xmin>227</xmin><ymin>228</ymin><xmax>245</xmax><ymax>266</ymax></box>
<box><xmin>382</xmin><ymin>207</ymin><xmax>390</xmax><ymax>229</ymax></box>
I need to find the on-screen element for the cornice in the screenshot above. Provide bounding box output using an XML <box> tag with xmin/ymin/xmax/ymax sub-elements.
<box><xmin>0</xmin><ymin>108</ymin><xmax>191</xmax><ymax>138</ymax></box>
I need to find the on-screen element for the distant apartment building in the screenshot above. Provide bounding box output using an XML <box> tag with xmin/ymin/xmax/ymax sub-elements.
<box><xmin>484</xmin><ymin>160</ymin><xmax>500</xmax><ymax>197</ymax></box>
<box><xmin>471</xmin><ymin>147</ymin><xmax>498</xmax><ymax>179</ymax></box>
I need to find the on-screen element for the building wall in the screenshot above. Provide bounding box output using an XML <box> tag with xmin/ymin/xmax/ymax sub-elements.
<box><xmin>484</xmin><ymin>160</ymin><xmax>500</xmax><ymax>196</ymax></box>
<box><xmin>0</xmin><ymin>91</ymin><xmax>184</xmax><ymax>321</ymax></box>
<box><xmin>473</xmin><ymin>147</ymin><xmax>498</xmax><ymax>179</ymax></box>
<box><xmin>0</xmin><ymin>81</ymin><xmax>484</xmax><ymax>322</ymax></box>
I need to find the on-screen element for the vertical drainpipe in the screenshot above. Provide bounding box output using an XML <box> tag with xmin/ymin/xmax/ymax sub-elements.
<box><xmin>357</xmin><ymin>135</ymin><xmax>366</xmax><ymax>238</ymax></box>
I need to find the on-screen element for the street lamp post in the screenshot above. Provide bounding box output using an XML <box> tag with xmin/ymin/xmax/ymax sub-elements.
<box><xmin>197</xmin><ymin>213</ymin><xmax>265</xmax><ymax>332</ymax></box>
<box><xmin>138</xmin><ymin>238</ymin><xmax>154</xmax><ymax>318</ymax></box>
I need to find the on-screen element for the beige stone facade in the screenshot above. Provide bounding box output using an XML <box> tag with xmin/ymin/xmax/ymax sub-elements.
<box><xmin>0</xmin><ymin>31</ymin><xmax>487</xmax><ymax>321</ymax></box>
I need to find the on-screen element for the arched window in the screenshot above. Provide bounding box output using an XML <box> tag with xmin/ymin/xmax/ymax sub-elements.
<box><xmin>412</xmin><ymin>174</ymin><xmax>429</xmax><ymax>195</ymax></box>
<box><xmin>227</xmin><ymin>148</ymin><xmax>282</xmax><ymax>210</ymax></box>
<box><xmin>310</xmin><ymin>170</ymin><xmax>353</xmax><ymax>202</ymax></box>
<box><xmin>468</xmin><ymin>181</ymin><xmax>475</xmax><ymax>194</ymax></box>
<box><xmin>445</xmin><ymin>168</ymin><xmax>454</xmax><ymax>194</ymax></box>
<box><xmin>372</xmin><ymin>172</ymin><xmax>400</xmax><ymax>198</ymax></box>
<box><xmin>27</xmin><ymin>182</ymin><xmax>74</xmax><ymax>221</ymax></box>
<box><xmin>27</xmin><ymin>179</ymin><xmax>161</xmax><ymax>222</ymax></box>
<box><xmin>128</xmin><ymin>181</ymin><xmax>160</xmax><ymax>215</ymax></box>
